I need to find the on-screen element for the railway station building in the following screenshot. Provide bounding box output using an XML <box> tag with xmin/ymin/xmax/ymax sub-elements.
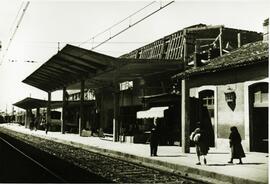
<box><xmin>18</xmin><ymin>23</ymin><xmax>266</xmax><ymax>153</ymax></box>
<box><xmin>172</xmin><ymin>40</ymin><xmax>268</xmax><ymax>153</ymax></box>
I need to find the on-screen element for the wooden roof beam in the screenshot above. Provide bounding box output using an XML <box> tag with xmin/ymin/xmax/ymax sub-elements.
<box><xmin>33</xmin><ymin>70</ymin><xmax>71</xmax><ymax>83</ymax></box>
<box><xmin>27</xmin><ymin>75</ymin><xmax>64</xmax><ymax>87</ymax></box>
<box><xmin>56</xmin><ymin>53</ymin><xmax>105</xmax><ymax>71</ymax></box>
<box><xmin>52</xmin><ymin>56</ymin><xmax>98</xmax><ymax>74</ymax></box>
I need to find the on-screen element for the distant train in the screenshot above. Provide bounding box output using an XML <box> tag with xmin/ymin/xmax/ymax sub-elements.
<box><xmin>0</xmin><ymin>115</ymin><xmax>14</xmax><ymax>124</ymax></box>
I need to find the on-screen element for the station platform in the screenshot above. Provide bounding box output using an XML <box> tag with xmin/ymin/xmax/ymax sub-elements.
<box><xmin>0</xmin><ymin>123</ymin><xmax>268</xmax><ymax>184</ymax></box>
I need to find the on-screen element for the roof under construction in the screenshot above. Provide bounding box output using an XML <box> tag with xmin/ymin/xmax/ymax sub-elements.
<box><xmin>172</xmin><ymin>41</ymin><xmax>269</xmax><ymax>79</ymax></box>
<box><xmin>120</xmin><ymin>24</ymin><xmax>262</xmax><ymax>60</ymax></box>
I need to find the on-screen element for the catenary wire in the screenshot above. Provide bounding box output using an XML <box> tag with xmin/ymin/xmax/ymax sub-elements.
<box><xmin>78</xmin><ymin>1</ymin><xmax>156</xmax><ymax>47</ymax></box>
<box><xmin>91</xmin><ymin>1</ymin><xmax>174</xmax><ymax>50</ymax></box>
<box><xmin>0</xmin><ymin>1</ymin><xmax>30</xmax><ymax>66</ymax></box>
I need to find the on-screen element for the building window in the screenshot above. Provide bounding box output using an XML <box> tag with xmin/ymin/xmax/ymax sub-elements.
<box><xmin>85</xmin><ymin>89</ymin><xmax>96</xmax><ymax>100</ymax></box>
<box><xmin>68</xmin><ymin>89</ymin><xmax>95</xmax><ymax>101</ymax></box>
<box><xmin>202</xmin><ymin>96</ymin><xmax>214</xmax><ymax>108</ymax></box>
<box><xmin>119</xmin><ymin>81</ymin><xmax>133</xmax><ymax>91</ymax></box>
<box><xmin>253</xmin><ymin>83</ymin><xmax>268</xmax><ymax>107</ymax></box>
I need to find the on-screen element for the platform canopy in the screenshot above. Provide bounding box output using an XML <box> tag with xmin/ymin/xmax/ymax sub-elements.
<box><xmin>94</xmin><ymin>58</ymin><xmax>184</xmax><ymax>81</ymax></box>
<box><xmin>13</xmin><ymin>97</ymin><xmax>64</xmax><ymax>110</ymax></box>
<box><xmin>13</xmin><ymin>97</ymin><xmax>48</xmax><ymax>110</ymax></box>
<box><xmin>22</xmin><ymin>44</ymin><xmax>118</xmax><ymax>92</ymax></box>
<box><xmin>69</xmin><ymin>58</ymin><xmax>184</xmax><ymax>89</ymax></box>
<box><xmin>136</xmin><ymin>106</ymin><xmax>169</xmax><ymax>119</ymax></box>
<box><xmin>23</xmin><ymin>44</ymin><xmax>184</xmax><ymax>92</ymax></box>
<box><xmin>140</xmin><ymin>93</ymin><xmax>181</xmax><ymax>102</ymax></box>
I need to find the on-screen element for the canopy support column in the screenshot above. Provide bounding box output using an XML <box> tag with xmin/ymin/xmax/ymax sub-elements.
<box><xmin>36</xmin><ymin>107</ymin><xmax>40</xmax><ymax>129</ymax></box>
<box><xmin>24</xmin><ymin>109</ymin><xmax>27</xmax><ymax>128</ymax></box>
<box><xmin>46</xmin><ymin>92</ymin><xmax>51</xmax><ymax>130</ymax></box>
<box><xmin>25</xmin><ymin>109</ymin><xmax>31</xmax><ymax>128</ymax></box>
<box><xmin>181</xmin><ymin>29</ymin><xmax>190</xmax><ymax>153</ymax></box>
<box><xmin>36</xmin><ymin>108</ymin><xmax>40</xmax><ymax>117</ymax></box>
<box><xmin>61</xmin><ymin>87</ymin><xmax>67</xmax><ymax>134</ymax></box>
<box><xmin>113</xmin><ymin>89</ymin><xmax>120</xmax><ymax>142</ymax></box>
<box><xmin>181</xmin><ymin>79</ymin><xmax>190</xmax><ymax>153</ymax></box>
<box><xmin>79</xmin><ymin>80</ymin><xmax>85</xmax><ymax>136</ymax></box>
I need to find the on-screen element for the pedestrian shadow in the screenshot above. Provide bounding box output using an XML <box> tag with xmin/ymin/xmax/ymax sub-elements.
<box><xmin>208</xmin><ymin>152</ymin><xmax>230</xmax><ymax>154</ymax></box>
<box><xmin>156</xmin><ymin>155</ymin><xmax>186</xmax><ymax>157</ymax></box>
<box><xmin>207</xmin><ymin>163</ymin><xmax>231</xmax><ymax>166</ymax></box>
<box><xmin>240</xmin><ymin>162</ymin><xmax>265</xmax><ymax>165</ymax></box>
<box><xmin>207</xmin><ymin>162</ymin><xmax>265</xmax><ymax>166</ymax></box>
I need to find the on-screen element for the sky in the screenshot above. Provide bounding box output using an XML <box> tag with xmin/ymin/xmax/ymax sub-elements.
<box><xmin>0</xmin><ymin>0</ymin><xmax>269</xmax><ymax>113</ymax></box>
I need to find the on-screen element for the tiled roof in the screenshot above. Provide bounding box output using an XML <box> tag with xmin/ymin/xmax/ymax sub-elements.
<box><xmin>172</xmin><ymin>41</ymin><xmax>268</xmax><ymax>79</ymax></box>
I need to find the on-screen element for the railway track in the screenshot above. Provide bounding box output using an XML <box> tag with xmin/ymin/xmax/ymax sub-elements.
<box><xmin>0</xmin><ymin>128</ymin><xmax>208</xmax><ymax>183</ymax></box>
<box><xmin>0</xmin><ymin>135</ymin><xmax>66</xmax><ymax>182</ymax></box>
<box><xmin>0</xmin><ymin>132</ymin><xmax>110</xmax><ymax>183</ymax></box>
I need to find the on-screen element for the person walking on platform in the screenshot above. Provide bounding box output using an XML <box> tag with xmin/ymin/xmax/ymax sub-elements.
<box><xmin>190</xmin><ymin>125</ymin><xmax>209</xmax><ymax>165</ymax></box>
<box><xmin>45</xmin><ymin>120</ymin><xmax>50</xmax><ymax>134</ymax></box>
<box><xmin>228</xmin><ymin>126</ymin><xmax>245</xmax><ymax>164</ymax></box>
<box><xmin>33</xmin><ymin>114</ymin><xmax>41</xmax><ymax>131</ymax></box>
<box><xmin>149</xmin><ymin>118</ymin><xmax>159</xmax><ymax>157</ymax></box>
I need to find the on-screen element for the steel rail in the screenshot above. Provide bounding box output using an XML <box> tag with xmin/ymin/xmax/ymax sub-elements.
<box><xmin>0</xmin><ymin>136</ymin><xmax>67</xmax><ymax>183</ymax></box>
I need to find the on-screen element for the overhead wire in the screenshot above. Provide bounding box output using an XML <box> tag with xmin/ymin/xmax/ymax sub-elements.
<box><xmin>91</xmin><ymin>1</ymin><xmax>175</xmax><ymax>50</ymax></box>
<box><xmin>0</xmin><ymin>1</ymin><xmax>30</xmax><ymax>66</ymax></box>
<box><xmin>4</xmin><ymin>1</ymin><xmax>174</xmax><ymax>64</ymax></box>
<box><xmin>78</xmin><ymin>1</ymin><xmax>157</xmax><ymax>47</ymax></box>
<box><xmin>7</xmin><ymin>2</ymin><xmax>24</xmax><ymax>36</ymax></box>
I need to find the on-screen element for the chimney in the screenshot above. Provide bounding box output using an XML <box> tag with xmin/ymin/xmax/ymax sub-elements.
<box><xmin>263</xmin><ymin>18</ymin><xmax>269</xmax><ymax>42</ymax></box>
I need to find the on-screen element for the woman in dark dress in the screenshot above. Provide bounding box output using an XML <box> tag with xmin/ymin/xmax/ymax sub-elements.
<box><xmin>190</xmin><ymin>127</ymin><xmax>209</xmax><ymax>165</ymax></box>
<box><xmin>228</xmin><ymin>126</ymin><xmax>245</xmax><ymax>164</ymax></box>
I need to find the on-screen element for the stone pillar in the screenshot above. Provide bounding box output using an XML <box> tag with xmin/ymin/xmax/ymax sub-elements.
<box><xmin>181</xmin><ymin>79</ymin><xmax>190</xmax><ymax>153</ymax></box>
<box><xmin>61</xmin><ymin>87</ymin><xmax>67</xmax><ymax>134</ymax></box>
<box><xmin>79</xmin><ymin>80</ymin><xmax>85</xmax><ymax>136</ymax></box>
<box><xmin>46</xmin><ymin>92</ymin><xmax>51</xmax><ymax>128</ymax></box>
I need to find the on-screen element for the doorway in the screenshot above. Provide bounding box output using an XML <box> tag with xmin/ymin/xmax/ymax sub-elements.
<box><xmin>249</xmin><ymin>82</ymin><xmax>268</xmax><ymax>153</ymax></box>
<box><xmin>199</xmin><ymin>90</ymin><xmax>215</xmax><ymax>147</ymax></box>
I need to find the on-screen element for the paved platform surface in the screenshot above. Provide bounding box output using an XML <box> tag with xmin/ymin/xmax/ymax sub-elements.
<box><xmin>0</xmin><ymin>123</ymin><xmax>268</xmax><ymax>184</ymax></box>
